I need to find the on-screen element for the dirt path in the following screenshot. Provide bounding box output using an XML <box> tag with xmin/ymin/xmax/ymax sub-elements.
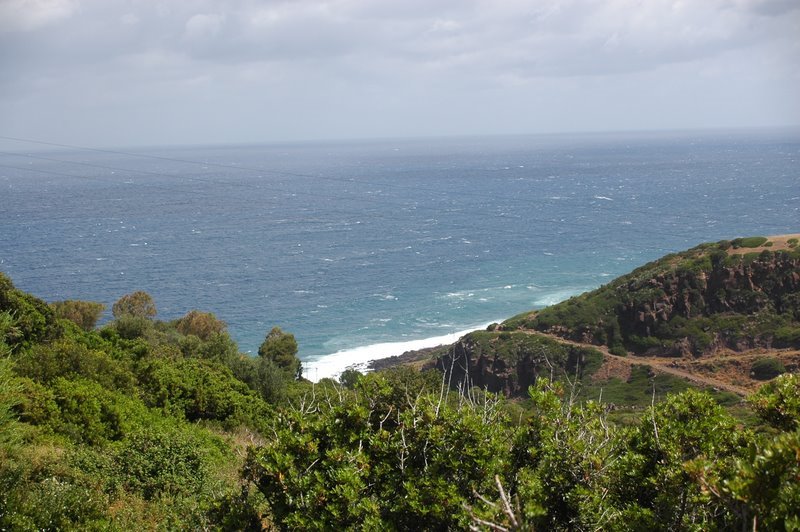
<box><xmin>527</xmin><ymin>331</ymin><xmax>752</xmax><ymax>397</ymax></box>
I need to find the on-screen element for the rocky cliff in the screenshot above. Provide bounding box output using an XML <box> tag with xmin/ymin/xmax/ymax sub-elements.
<box><xmin>434</xmin><ymin>330</ymin><xmax>602</xmax><ymax>396</ymax></box>
<box><xmin>503</xmin><ymin>236</ymin><xmax>800</xmax><ymax>357</ymax></box>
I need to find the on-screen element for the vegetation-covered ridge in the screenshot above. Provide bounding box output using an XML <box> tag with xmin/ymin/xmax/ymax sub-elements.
<box><xmin>2</xmin><ymin>231</ymin><xmax>800</xmax><ymax>530</ymax></box>
<box><xmin>503</xmin><ymin>234</ymin><xmax>800</xmax><ymax>356</ymax></box>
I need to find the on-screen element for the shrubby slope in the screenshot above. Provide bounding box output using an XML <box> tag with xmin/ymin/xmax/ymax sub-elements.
<box><xmin>2</xmin><ymin>233</ymin><xmax>800</xmax><ymax>530</ymax></box>
<box><xmin>504</xmin><ymin>235</ymin><xmax>800</xmax><ymax>356</ymax></box>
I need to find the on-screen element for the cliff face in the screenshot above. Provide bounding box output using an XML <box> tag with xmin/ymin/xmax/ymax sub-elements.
<box><xmin>434</xmin><ymin>331</ymin><xmax>601</xmax><ymax>396</ymax></box>
<box><xmin>513</xmin><ymin>243</ymin><xmax>800</xmax><ymax>356</ymax></box>
<box><xmin>435</xmin><ymin>238</ymin><xmax>799</xmax><ymax>397</ymax></box>
<box><xmin>617</xmin><ymin>251</ymin><xmax>800</xmax><ymax>352</ymax></box>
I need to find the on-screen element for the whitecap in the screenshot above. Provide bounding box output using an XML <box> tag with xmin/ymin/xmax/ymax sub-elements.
<box><xmin>594</xmin><ymin>196</ymin><xmax>614</xmax><ymax>201</ymax></box>
<box><xmin>305</xmin><ymin>321</ymin><xmax>501</xmax><ymax>381</ymax></box>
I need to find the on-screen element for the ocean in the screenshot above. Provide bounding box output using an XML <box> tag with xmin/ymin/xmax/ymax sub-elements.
<box><xmin>1</xmin><ymin>129</ymin><xmax>798</xmax><ymax>379</ymax></box>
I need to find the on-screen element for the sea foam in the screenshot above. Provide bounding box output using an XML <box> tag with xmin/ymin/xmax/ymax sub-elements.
<box><xmin>304</xmin><ymin>322</ymin><xmax>498</xmax><ymax>382</ymax></box>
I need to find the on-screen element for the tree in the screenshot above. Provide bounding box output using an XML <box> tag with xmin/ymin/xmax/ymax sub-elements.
<box><xmin>339</xmin><ymin>368</ymin><xmax>362</xmax><ymax>389</ymax></box>
<box><xmin>748</xmin><ymin>373</ymin><xmax>800</xmax><ymax>431</ymax></box>
<box><xmin>613</xmin><ymin>389</ymin><xmax>748</xmax><ymax>530</ymax></box>
<box><xmin>258</xmin><ymin>327</ymin><xmax>301</xmax><ymax>379</ymax></box>
<box><xmin>244</xmin><ymin>374</ymin><xmax>510</xmax><ymax>529</ymax></box>
<box><xmin>0</xmin><ymin>357</ymin><xmax>23</xmax><ymax>450</ymax></box>
<box><xmin>175</xmin><ymin>310</ymin><xmax>226</xmax><ymax>341</ymax></box>
<box><xmin>112</xmin><ymin>291</ymin><xmax>156</xmax><ymax>319</ymax></box>
<box><xmin>50</xmin><ymin>300</ymin><xmax>105</xmax><ymax>331</ymax></box>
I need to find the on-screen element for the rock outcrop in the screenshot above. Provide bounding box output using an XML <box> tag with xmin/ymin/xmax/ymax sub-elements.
<box><xmin>435</xmin><ymin>331</ymin><xmax>601</xmax><ymax>396</ymax></box>
<box><xmin>507</xmin><ymin>240</ymin><xmax>800</xmax><ymax>357</ymax></box>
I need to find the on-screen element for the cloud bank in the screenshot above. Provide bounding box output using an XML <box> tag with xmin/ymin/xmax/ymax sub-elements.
<box><xmin>1</xmin><ymin>0</ymin><xmax>798</xmax><ymax>146</ymax></box>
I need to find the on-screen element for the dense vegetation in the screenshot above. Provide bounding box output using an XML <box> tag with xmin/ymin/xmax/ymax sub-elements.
<box><xmin>1</xmin><ymin>260</ymin><xmax>799</xmax><ymax>529</ymax></box>
<box><xmin>503</xmin><ymin>239</ymin><xmax>800</xmax><ymax>356</ymax></box>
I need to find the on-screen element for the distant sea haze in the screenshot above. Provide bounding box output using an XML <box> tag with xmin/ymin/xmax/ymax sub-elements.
<box><xmin>1</xmin><ymin>129</ymin><xmax>798</xmax><ymax>379</ymax></box>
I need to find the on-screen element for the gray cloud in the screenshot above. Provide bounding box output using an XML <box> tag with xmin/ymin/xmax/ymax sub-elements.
<box><xmin>0</xmin><ymin>0</ymin><xmax>798</xmax><ymax>146</ymax></box>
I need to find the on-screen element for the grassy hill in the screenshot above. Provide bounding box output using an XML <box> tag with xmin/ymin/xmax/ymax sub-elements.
<box><xmin>503</xmin><ymin>234</ymin><xmax>800</xmax><ymax>356</ymax></box>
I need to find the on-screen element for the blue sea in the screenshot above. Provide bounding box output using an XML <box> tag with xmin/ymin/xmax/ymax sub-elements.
<box><xmin>1</xmin><ymin>129</ymin><xmax>798</xmax><ymax>378</ymax></box>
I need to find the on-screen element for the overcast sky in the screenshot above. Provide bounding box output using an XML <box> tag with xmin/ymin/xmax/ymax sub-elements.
<box><xmin>1</xmin><ymin>0</ymin><xmax>798</xmax><ymax>147</ymax></box>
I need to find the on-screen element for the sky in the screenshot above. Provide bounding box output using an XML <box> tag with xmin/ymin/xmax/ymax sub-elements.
<box><xmin>1</xmin><ymin>0</ymin><xmax>799</xmax><ymax>147</ymax></box>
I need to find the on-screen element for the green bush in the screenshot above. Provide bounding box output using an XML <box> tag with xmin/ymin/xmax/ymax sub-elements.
<box><xmin>13</xmin><ymin>339</ymin><xmax>135</xmax><ymax>392</ymax></box>
<box><xmin>136</xmin><ymin>357</ymin><xmax>264</xmax><ymax>423</ymax></box>
<box><xmin>748</xmin><ymin>374</ymin><xmax>800</xmax><ymax>430</ymax></box>
<box><xmin>0</xmin><ymin>358</ymin><xmax>24</xmax><ymax>450</ymax></box>
<box><xmin>750</xmin><ymin>357</ymin><xmax>785</xmax><ymax>381</ymax></box>
<box><xmin>245</xmin><ymin>383</ymin><xmax>510</xmax><ymax>530</ymax></box>
<box><xmin>731</xmin><ymin>236</ymin><xmax>768</xmax><ymax>248</ymax></box>
<box><xmin>0</xmin><ymin>466</ymin><xmax>109</xmax><ymax>530</ymax></box>
<box><xmin>0</xmin><ymin>275</ymin><xmax>60</xmax><ymax>349</ymax></box>
<box><xmin>113</xmin><ymin>315</ymin><xmax>153</xmax><ymax>340</ymax></box>
<box><xmin>50</xmin><ymin>300</ymin><xmax>106</xmax><ymax>331</ymax></box>
<box><xmin>112</xmin><ymin>427</ymin><xmax>212</xmax><ymax>500</ymax></box>
<box><xmin>609</xmin><ymin>345</ymin><xmax>627</xmax><ymax>357</ymax></box>
<box><xmin>48</xmin><ymin>378</ymin><xmax>151</xmax><ymax>444</ymax></box>
<box><xmin>626</xmin><ymin>334</ymin><xmax>664</xmax><ymax>352</ymax></box>
<box><xmin>774</xmin><ymin>326</ymin><xmax>800</xmax><ymax>347</ymax></box>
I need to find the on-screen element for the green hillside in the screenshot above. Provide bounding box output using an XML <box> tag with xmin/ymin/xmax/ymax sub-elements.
<box><xmin>503</xmin><ymin>236</ymin><xmax>800</xmax><ymax>356</ymax></box>
<box><xmin>2</xmin><ymin>236</ymin><xmax>800</xmax><ymax>530</ymax></box>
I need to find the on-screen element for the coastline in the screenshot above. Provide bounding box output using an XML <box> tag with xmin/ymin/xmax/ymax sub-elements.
<box><xmin>303</xmin><ymin>321</ymin><xmax>499</xmax><ymax>382</ymax></box>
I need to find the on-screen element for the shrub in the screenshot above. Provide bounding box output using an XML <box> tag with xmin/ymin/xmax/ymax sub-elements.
<box><xmin>175</xmin><ymin>310</ymin><xmax>226</xmax><ymax>341</ymax></box>
<box><xmin>47</xmin><ymin>378</ymin><xmax>151</xmax><ymax>444</ymax></box>
<box><xmin>112</xmin><ymin>291</ymin><xmax>156</xmax><ymax>319</ymax></box>
<box><xmin>0</xmin><ymin>358</ymin><xmax>23</xmax><ymax>449</ymax></box>
<box><xmin>113</xmin><ymin>315</ymin><xmax>152</xmax><ymax>340</ymax></box>
<box><xmin>13</xmin><ymin>339</ymin><xmax>135</xmax><ymax>392</ymax></box>
<box><xmin>609</xmin><ymin>345</ymin><xmax>627</xmax><ymax>357</ymax></box>
<box><xmin>50</xmin><ymin>300</ymin><xmax>106</xmax><ymax>331</ymax></box>
<box><xmin>748</xmin><ymin>374</ymin><xmax>800</xmax><ymax>430</ymax></box>
<box><xmin>113</xmin><ymin>427</ymin><xmax>211</xmax><ymax>500</ymax></box>
<box><xmin>731</xmin><ymin>236</ymin><xmax>768</xmax><ymax>249</ymax></box>
<box><xmin>774</xmin><ymin>326</ymin><xmax>800</xmax><ymax>348</ymax></box>
<box><xmin>750</xmin><ymin>357</ymin><xmax>785</xmax><ymax>381</ymax></box>
<box><xmin>339</xmin><ymin>369</ymin><xmax>362</xmax><ymax>389</ymax></box>
<box><xmin>258</xmin><ymin>327</ymin><xmax>301</xmax><ymax>379</ymax></box>
<box><xmin>0</xmin><ymin>276</ymin><xmax>60</xmax><ymax>349</ymax></box>
<box><xmin>136</xmin><ymin>357</ymin><xmax>266</xmax><ymax>423</ymax></box>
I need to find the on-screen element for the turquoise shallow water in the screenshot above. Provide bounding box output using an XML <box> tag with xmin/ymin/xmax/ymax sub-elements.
<box><xmin>1</xmin><ymin>129</ymin><xmax>797</xmax><ymax>376</ymax></box>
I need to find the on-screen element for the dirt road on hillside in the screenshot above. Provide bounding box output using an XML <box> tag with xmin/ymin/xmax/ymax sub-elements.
<box><xmin>528</xmin><ymin>331</ymin><xmax>752</xmax><ymax>397</ymax></box>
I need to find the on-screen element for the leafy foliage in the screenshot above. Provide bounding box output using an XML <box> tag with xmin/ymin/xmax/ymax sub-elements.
<box><xmin>750</xmin><ymin>356</ymin><xmax>786</xmax><ymax>380</ymax></box>
<box><xmin>174</xmin><ymin>309</ymin><xmax>227</xmax><ymax>341</ymax></box>
<box><xmin>112</xmin><ymin>290</ymin><xmax>157</xmax><ymax>319</ymax></box>
<box><xmin>258</xmin><ymin>326</ymin><xmax>302</xmax><ymax>379</ymax></box>
<box><xmin>0</xmin><ymin>357</ymin><xmax>23</xmax><ymax>450</ymax></box>
<box><xmin>50</xmin><ymin>300</ymin><xmax>106</xmax><ymax>331</ymax></box>
<box><xmin>0</xmin><ymin>273</ymin><xmax>60</xmax><ymax>349</ymax></box>
<box><xmin>1</xmin><ymin>263</ymin><xmax>799</xmax><ymax>530</ymax></box>
<box><xmin>748</xmin><ymin>373</ymin><xmax>800</xmax><ymax>431</ymax></box>
<box><xmin>245</xmin><ymin>371</ymin><xmax>510</xmax><ymax>529</ymax></box>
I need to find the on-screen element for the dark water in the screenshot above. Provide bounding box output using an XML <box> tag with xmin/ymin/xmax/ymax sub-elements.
<box><xmin>1</xmin><ymin>129</ymin><xmax>797</xmax><ymax>375</ymax></box>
